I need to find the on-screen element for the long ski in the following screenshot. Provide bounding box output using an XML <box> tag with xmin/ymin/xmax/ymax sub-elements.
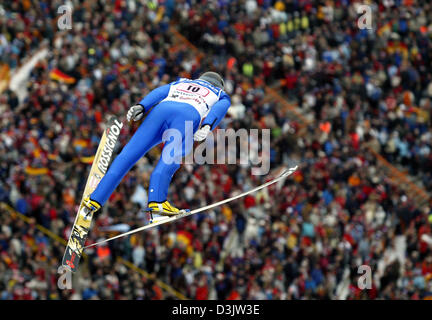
<box><xmin>84</xmin><ymin>165</ymin><xmax>298</xmax><ymax>249</ymax></box>
<box><xmin>62</xmin><ymin>116</ymin><xmax>123</xmax><ymax>272</ymax></box>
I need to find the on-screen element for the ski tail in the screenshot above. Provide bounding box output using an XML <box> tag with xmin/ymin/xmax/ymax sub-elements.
<box><xmin>84</xmin><ymin>165</ymin><xmax>298</xmax><ymax>249</ymax></box>
<box><xmin>62</xmin><ymin>116</ymin><xmax>123</xmax><ymax>272</ymax></box>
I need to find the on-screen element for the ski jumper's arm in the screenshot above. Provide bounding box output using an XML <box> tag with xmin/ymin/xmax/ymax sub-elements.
<box><xmin>137</xmin><ymin>84</ymin><xmax>171</xmax><ymax>112</ymax></box>
<box><xmin>201</xmin><ymin>93</ymin><xmax>231</xmax><ymax>130</ymax></box>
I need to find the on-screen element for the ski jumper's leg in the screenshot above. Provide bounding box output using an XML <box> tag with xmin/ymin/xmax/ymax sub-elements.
<box><xmin>90</xmin><ymin>108</ymin><xmax>167</xmax><ymax>206</ymax></box>
<box><xmin>148</xmin><ymin>103</ymin><xmax>201</xmax><ymax>203</ymax></box>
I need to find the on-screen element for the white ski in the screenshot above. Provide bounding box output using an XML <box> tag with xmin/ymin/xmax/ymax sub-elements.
<box><xmin>84</xmin><ymin>165</ymin><xmax>298</xmax><ymax>249</ymax></box>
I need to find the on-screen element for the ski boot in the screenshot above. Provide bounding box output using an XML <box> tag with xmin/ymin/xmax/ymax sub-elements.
<box><xmin>81</xmin><ymin>196</ymin><xmax>101</xmax><ymax>220</ymax></box>
<box><xmin>147</xmin><ymin>200</ymin><xmax>187</xmax><ymax>223</ymax></box>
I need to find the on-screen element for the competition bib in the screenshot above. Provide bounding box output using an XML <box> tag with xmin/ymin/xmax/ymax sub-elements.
<box><xmin>162</xmin><ymin>79</ymin><xmax>221</xmax><ymax>118</ymax></box>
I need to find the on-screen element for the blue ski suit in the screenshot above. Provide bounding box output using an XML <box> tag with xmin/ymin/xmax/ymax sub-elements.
<box><xmin>90</xmin><ymin>78</ymin><xmax>231</xmax><ymax>205</ymax></box>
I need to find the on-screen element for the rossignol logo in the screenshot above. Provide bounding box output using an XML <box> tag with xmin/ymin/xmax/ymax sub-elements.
<box><xmin>97</xmin><ymin>119</ymin><xmax>123</xmax><ymax>174</ymax></box>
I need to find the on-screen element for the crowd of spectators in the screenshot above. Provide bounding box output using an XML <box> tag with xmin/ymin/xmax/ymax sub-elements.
<box><xmin>0</xmin><ymin>0</ymin><xmax>432</xmax><ymax>300</ymax></box>
<box><xmin>177</xmin><ymin>0</ymin><xmax>432</xmax><ymax>184</ymax></box>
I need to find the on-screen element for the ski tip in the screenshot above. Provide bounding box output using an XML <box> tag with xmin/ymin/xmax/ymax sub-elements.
<box><xmin>62</xmin><ymin>249</ymin><xmax>81</xmax><ymax>273</ymax></box>
<box><xmin>280</xmin><ymin>165</ymin><xmax>298</xmax><ymax>178</ymax></box>
<box><xmin>61</xmin><ymin>263</ymin><xmax>75</xmax><ymax>273</ymax></box>
<box><xmin>61</xmin><ymin>260</ymin><xmax>78</xmax><ymax>273</ymax></box>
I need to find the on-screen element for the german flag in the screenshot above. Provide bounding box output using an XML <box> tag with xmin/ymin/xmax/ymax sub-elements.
<box><xmin>73</xmin><ymin>138</ymin><xmax>89</xmax><ymax>148</ymax></box>
<box><xmin>176</xmin><ymin>230</ymin><xmax>193</xmax><ymax>257</ymax></box>
<box><xmin>177</xmin><ymin>230</ymin><xmax>194</xmax><ymax>255</ymax></box>
<box><xmin>177</xmin><ymin>230</ymin><xmax>192</xmax><ymax>247</ymax></box>
<box><xmin>80</xmin><ymin>155</ymin><xmax>94</xmax><ymax>164</ymax></box>
<box><xmin>47</xmin><ymin>153</ymin><xmax>59</xmax><ymax>161</ymax></box>
<box><xmin>25</xmin><ymin>167</ymin><xmax>49</xmax><ymax>176</ymax></box>
<box><xmin>377</xmin><ymin>22</ymin><xmax>391</xmax><ymax>37</ymax></box>
<box><xmin>117</xmin><ymin>63</ymin><xmax>130</xmax><ymax>73</ymax></box>
<box><xmin>50</xmin><ymin>68</ymin><xmax>76</xmax><ymax>84</ymax></box>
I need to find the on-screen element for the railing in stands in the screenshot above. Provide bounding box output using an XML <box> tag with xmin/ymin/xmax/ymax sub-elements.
<box><xmin>0</xmin><ymin>63</ymin><xmax>10</xmax><ymax>94</ymax></box>
<box><xmin>367</xmin><ymin>148</ymin><xmax>431</xmax><ymax>206</ymax></box>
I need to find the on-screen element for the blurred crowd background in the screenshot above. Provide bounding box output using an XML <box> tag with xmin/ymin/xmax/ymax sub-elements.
<box><xmin>1</xmin><ymin>0</ymin><xmax>432</xmax><ymax>300</ymax></box>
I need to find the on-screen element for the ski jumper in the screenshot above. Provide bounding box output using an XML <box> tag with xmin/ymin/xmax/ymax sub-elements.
<box><xmin>90</xmin><ymin>78</ymin><xmax>231</xmax><ymax>205</ymax></box>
